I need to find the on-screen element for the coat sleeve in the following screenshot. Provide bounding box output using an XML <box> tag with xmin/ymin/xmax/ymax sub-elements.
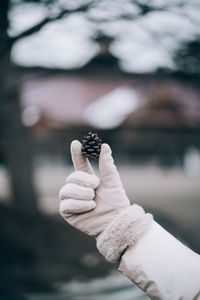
<box><xmin>118</xmin><ymin>221</ymin><xmax>200</xmax><ymax>300</ymax></box>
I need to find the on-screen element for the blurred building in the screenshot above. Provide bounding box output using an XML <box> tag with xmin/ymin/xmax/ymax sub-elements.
<box><xmin>20</xmin><ymin>65</ymin><xmax>200</xmax><ymax>166</ymax></box>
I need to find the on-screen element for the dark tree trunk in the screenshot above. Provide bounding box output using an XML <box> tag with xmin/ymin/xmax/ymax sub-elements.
<box><xmin>0</xmin><ymin>0</ymin><xmax>38</xmax><ymax>212</ymax></box>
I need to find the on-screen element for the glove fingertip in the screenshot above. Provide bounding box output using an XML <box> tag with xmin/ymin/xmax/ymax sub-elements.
<box><xmin>70</xmin><ymin>139</ymin><xmax>81</xmax><ymax>152</ymax></box>
<box><xmin>99</xmin><ymin>143</ymin><xmax>115</xmax><ymax>172</ymax></box>
<box><xmin>101</xmin><ymin>143</ymin><xmax>112</xmax><ymax>155</ymax></box>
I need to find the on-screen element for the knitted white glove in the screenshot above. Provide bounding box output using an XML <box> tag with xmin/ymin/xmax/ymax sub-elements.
<box><xmin>59</xmin><ymin>140</ymin><xmax>153</xmax><ymax>262</ymax></box>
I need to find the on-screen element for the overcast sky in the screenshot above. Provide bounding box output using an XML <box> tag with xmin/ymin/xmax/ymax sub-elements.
<box><xmin>9</xmin><ymin>0</ymin><xmax>200</xmax><ymax>73</ymax></box>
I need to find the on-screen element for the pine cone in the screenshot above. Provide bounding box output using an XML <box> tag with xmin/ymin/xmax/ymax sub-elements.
<box><xmin>81</xmin><ymin>132</ymin><xmax>102</xmax><ymax>160</ymax></box>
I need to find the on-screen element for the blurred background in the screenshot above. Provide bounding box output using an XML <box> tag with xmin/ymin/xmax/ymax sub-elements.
<box><xmin>1</xmin><ymin>0</ymin><xmax>200</xmax><ymax>299</ymax></box>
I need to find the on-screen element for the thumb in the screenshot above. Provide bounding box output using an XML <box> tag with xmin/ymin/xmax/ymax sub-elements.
<box><xmin>70</xmin><ymin>140</ymin><xmax>94</xmax><ymax>174</ymax></box>
<box><xmin>99</xmin><ymin>144</ymin><xmax>122</xmax><ymax>188</ymax></box>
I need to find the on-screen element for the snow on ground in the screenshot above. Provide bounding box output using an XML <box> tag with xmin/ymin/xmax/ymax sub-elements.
<box><xmin>27</xmin><ymin>271</ymin><xmax>149</xmax><ymax>300</ymax></box>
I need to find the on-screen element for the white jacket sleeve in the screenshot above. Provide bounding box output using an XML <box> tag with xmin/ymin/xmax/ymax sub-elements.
<box><xmin>118</xmin><ymin>220</ymin><xmax>200</xmax><ymax>300</ymax></box>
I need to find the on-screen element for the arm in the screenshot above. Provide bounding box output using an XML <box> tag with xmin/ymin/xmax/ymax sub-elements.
<box><xmin>119</xmin><ymin>221</ymin><xmax>200</xmax><ymax>300</ymax></box>
<box><xmin>59</xmin><ymin>141</ymin><xmax>200</xmax><ymax>300</ymax></box>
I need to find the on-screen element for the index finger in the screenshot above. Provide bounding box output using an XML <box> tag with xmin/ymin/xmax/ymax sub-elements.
<box><xmin>70</xmin><ymin>140</ymin><xmax>94</xmax><ymax>174</ymax></box>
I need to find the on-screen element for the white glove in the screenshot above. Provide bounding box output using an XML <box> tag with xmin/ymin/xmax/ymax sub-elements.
<box><xmin>59</xmin><ymin>140</ymin><xmax>153</xmax><ymax>262</ymax></box>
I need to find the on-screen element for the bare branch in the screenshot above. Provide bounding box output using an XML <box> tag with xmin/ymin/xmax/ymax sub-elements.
<box><xmin>86</xmin><ymin>4</ymin><xmax>169</xmax><ymax>24</ymax></box>
<box><xmin>9</xmin><ymin>2</ymin><xmax>91</xmax><ymax>45</ymax></box>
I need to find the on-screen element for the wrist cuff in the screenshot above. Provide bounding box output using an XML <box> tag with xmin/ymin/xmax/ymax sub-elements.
<box><xmin>96</xmin><ymin>205</ymin><xmax>153</xmax><ymax>263</ymax></box>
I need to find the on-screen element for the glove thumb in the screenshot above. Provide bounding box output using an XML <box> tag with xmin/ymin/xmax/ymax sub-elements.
<box><xmin>70</xmin><ymin>140</ymin><xmax>94</xmax><ymax>174</ymax></box>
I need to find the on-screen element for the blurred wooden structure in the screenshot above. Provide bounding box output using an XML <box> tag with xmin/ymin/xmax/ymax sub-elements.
<box><xmin>20</xmin><ymin>70</ymin><xmax>200</xmax><ymax>164</ymax></box>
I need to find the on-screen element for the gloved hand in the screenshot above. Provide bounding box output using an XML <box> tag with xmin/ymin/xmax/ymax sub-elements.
<box><xmin>59</xmin><ymin>140</ymin><xmax>152</xmax><ymax>262</ymax></box>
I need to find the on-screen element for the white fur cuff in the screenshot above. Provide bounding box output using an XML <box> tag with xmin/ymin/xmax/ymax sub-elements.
<box><xmin>96</xmin><ymin>205</ymin><xmax>153</xmax><ymax>263</ymax></box>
